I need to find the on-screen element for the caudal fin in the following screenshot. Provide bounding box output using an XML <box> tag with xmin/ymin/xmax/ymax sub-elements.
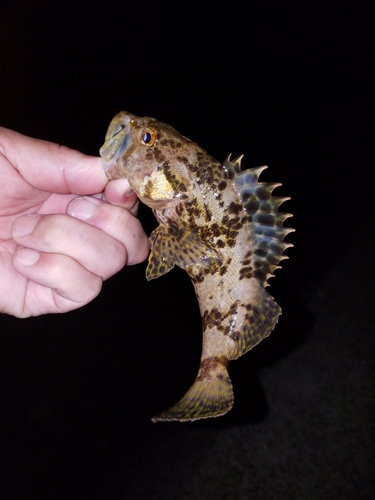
<box><xmin>152</xmin><ymin>356</ymin><xmax>233</xmax><ymax>422</ymax></box>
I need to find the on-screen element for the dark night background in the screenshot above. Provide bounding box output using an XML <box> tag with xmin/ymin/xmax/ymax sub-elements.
<box><xmin>0</xmin><ymin>1</ymin><xmax>374</xmax><ymax>499</ymax></box>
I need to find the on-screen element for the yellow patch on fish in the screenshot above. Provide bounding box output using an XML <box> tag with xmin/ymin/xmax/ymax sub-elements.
<box><xmin>100</xmin><ymin>111</ymin><xmax>294</xmax><ymax>422</ymax></box>
<box><xmin>139</xmin><ymin>169</ymin><xmax>175</xmax><ymax>201</ymax></box>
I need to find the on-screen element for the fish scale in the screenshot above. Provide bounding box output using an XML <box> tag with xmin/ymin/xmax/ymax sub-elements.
<box><xmin>100</xmin><ymin>111</ymin><xmax>294</xmax><ymax>422</ymax></box>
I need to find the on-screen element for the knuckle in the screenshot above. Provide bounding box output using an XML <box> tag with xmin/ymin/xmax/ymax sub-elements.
<box><xmin>77</xmin><ymin>275</ymin><xmax>102</xmax><ymax>303</ymax></box>
<box><xmin>36</xmin><ymin>215</ymin><xmax>70</xmax><ymax>246</ymax></box>
<box><xmin>104</xmin><ymin>239</ymin><xmax>127</xmax><ymax>275</ymax></box>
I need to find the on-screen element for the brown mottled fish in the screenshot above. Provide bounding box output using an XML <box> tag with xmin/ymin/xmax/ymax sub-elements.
<box><xmin>100</xmin><ymin>111</ymin><xmax>294</xmax><ymax>422</ymax></box>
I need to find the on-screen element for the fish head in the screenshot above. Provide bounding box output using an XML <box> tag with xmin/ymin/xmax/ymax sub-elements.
<box><xmin>100</xmin><ymin>111</ymin><xmax>194</xmax><ymax>208</ymax></box>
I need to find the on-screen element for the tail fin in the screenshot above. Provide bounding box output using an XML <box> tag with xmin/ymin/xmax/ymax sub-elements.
<box><xmin>152</xmin><ymin>356</ymin><xmax>233</xmax><ymax>422</ymax></box>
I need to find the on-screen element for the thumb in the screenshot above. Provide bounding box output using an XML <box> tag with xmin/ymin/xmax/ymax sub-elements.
<box><xmin>0</xmin><ymin>127</ymin><xmax>107</xmax><ymax>194</ymax></box>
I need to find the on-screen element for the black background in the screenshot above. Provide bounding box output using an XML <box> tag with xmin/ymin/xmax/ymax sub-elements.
<box><xmin>0</xmin><ymin>1</ymin><xmax>374</xmax><ymax>499</ymax></box>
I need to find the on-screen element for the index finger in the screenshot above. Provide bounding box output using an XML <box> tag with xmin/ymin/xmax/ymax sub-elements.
<box><xmin>0</xmin><ymin>127</ymin><xmax>107</xmax><ymax>194</ymax></box>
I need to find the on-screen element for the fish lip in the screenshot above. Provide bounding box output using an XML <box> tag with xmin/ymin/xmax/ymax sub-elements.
<box><xmin>100</xmin><ymin>128</ymin><xmax>131</xmax><ymax>180</ymax></box>
<box><xmin>101</xmin><ymin>159</ymin><xmax>118</xmax><ymax>180</ymax></box>
<box><xmin>102</xmin><ymin>161</ymin><xmax>153</xmax><ymax>183</ymax></box>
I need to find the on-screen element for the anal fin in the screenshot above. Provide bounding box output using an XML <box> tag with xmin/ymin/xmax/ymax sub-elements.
<box><xmin>229</xmin><ymin>284</ymin><xmax>282</xmax><ymax>360</ymax></box>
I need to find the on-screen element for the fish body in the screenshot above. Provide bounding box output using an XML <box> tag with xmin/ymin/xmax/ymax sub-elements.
<box><xmin>100</xmin><ymin>111</ymin><xmax>293</xmax><ymax>422</ymax></box>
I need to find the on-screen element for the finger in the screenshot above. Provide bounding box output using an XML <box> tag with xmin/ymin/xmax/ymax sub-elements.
<box><xmin>67</xmin><ymin>196</ymin><xmax>150</xmax><ymax>265</ymax></box>
<box><xmin>12</xmin><ymin>213</ymin><xmax>127</xmax><ymax>280</ymax></box>
<box><xmin>103</xmin><ymin>178</ymin><xmax>139</xmax><ymax>215</ymax></box>
<box><xmin>0</xmin><ymin>127</ymin><xmax>107</xmax><ymax>194</ymax></box>
<box><xmin>13</xmin><ymin>248</ymin><xmax>103</xmax><ymax>311</ymax></box>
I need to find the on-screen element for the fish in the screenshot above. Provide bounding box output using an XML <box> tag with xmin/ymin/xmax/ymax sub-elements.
<box><xmin>100</xmin><ymin>111</ymin><xmax>294</xmax><ymax>422</ymax></box>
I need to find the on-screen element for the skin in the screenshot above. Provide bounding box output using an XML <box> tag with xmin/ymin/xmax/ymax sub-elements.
<box><xmin>0</xmin><ymin>127</ymin><xmax>150</xmax><ymax>318</ymax></box>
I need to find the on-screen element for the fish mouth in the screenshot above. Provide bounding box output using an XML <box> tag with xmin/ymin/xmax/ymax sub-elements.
<box><xmin>100</xmin><ymin>129</ymin><xmax>131</xmax><ymax>180</ymax></box>
<box><xmin>101</xmin><ymin>159</ymin><xmax>119</xmax><ymax>180</ymax></box>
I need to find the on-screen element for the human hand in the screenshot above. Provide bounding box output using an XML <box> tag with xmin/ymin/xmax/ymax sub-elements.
<box><xmin>0</xmin><ymin>128</ymin><xmax>149</xmax><ymax>317</ymax></box>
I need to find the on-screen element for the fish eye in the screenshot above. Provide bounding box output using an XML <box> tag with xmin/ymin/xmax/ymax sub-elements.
<box><xmin>141</xmin><ymin>128</ymin><xmax>156</xmax><ymax>146</ymax></box>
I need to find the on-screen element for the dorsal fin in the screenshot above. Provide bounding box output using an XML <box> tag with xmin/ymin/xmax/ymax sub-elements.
<box><xmin>223</xmin><ymin>154</ymin><xmax>243</xmax><ymax>177</ymax></box>
<box><xmin>232</xmin><ymin>160</ymin><xmax>294</xmax><ymax>286</ymax></box>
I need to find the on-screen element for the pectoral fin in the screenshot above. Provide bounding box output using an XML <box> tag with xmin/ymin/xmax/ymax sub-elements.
<box><xmin>146</xmin><ymin>251</ymin><xmax>175</xmax><ymax>281</ymax></box>
<box><xmin>146</xmin><ymin>221</ymin><xmax>221</xmax><ymax>280</ymax></box>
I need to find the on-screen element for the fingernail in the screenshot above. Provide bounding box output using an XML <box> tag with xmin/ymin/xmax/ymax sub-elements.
<box><xmin>13</xmin><ymin>215</ymin><xmax>41</xmax><ymax>236</ymax></box>
<box><xmin>15</xmin><ymin>248</ymin><xmax>40</xmax><ymax>266</ymax></box>
<box><xmin>68</xmin><ymin>196</ymin><xmax>101</xmax><ymax>220</ymax></box>
<box><xmin>124</xmin><ymin>187</ymin><xmax>135</xmax><ymax>197</ymax></box>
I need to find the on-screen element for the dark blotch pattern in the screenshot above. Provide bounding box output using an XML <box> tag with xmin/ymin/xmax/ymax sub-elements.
<box><xmin>196</xmin><ymin>356</ymin><xmax>228</xmax><ymax>382</ymax></box>
<box><xmin>162</xmin><ymin>162</ymin><xmax>188</xmax><ymax>194</ymax></box>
